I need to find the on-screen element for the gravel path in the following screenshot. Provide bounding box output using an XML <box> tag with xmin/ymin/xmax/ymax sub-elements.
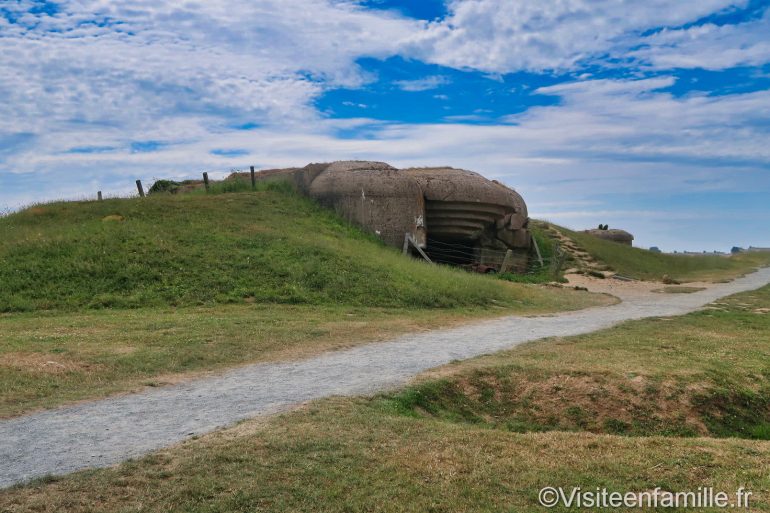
<box><xmin>2</xmin><ymin>267</ymin><xmax>769</xmax><ymax>488</ymax></box>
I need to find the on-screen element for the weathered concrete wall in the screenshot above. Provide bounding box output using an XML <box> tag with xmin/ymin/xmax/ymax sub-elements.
<box><xmin>307</xmin><ymin>162</ymin><xmax>426</xmax><ymax>248</ymax></box>
<box><xmin>239</xmin><ymin>161</ymin><xmax>532</xmax><ymax>270</ymax></box>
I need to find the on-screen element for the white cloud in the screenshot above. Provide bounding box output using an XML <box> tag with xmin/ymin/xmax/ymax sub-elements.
<box><xmin>407</xmin><ymin>0</ymin><xmax>748</xmax><ymax>72</ymax></box>
<box><xmin>0</xmin><ymin>0</ymin><xmax>422</xmax><ymax>151</ymax></box>
<box><xmin>630</xmin><ymin>9</ymin><xmax>770</xmax><ymax>70</ymax></box>
<box><xmin>393</xmin><ymin>75</ymin><xmax>451</xmax><ymax>91</ymax></box>
<box><xmin>518</xmin><ymin>77</ymin><xmax>770</xmax><ymax>163</ymax></box>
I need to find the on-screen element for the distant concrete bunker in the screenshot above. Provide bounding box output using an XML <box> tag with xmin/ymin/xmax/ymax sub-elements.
<box><xmin>583</xmin><ymin>228</ymin><xmax>634</xmax><ymax>246</ymax></box>
<box><xmin>245</xmin><ymin>161</ymin><xmax>533</xmax><ymax>271</ymax></box>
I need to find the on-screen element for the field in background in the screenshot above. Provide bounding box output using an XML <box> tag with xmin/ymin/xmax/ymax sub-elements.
<box><xmin>4</xmin><ymin>286</ymin><xmax>769</xmax><ymax>512</ymax></box>
<box><xmin>559</xmin><ymin>226</ymin><xmax>770</xmax><ymax>282</ymax></box>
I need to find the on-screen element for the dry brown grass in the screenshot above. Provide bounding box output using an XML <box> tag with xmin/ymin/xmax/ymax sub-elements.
<box><xmin>0</xmin><ymin>289</ymin><xmax>614</xmax><ymax>418</ymax></box>
<box><xmin>1</xmin><ymin>287</ymin><xmax>770</xmax><ymax>512</ymax></box>
<box><xmin>0</xmin><ymin>352</ymin><xmax>101</xmax><ymax>375</ymax></box>
<box><xmin>446</xmin><ymin>372</ymin><xmax>710</xmax><ymax>435</ymax></box>
<box><xmin>3</xmin><ymin>399</ymin><xmax>770</xmax><ymax>512</ymax></box>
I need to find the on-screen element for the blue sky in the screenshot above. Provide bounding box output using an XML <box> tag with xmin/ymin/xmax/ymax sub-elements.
<box><xmin>1</xmin><ymin>0</ymin><xmax>769</xmax><ymax>251</ymax></box>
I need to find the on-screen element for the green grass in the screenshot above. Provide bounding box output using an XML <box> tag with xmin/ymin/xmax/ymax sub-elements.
<box><xmin>386</xmin><ymin>284</ymin><xmax>770</xmax><ymax>439</ymax></box>
<box><xmin>560</xmin><ymin>226</ymin><xmax>770</xmax><ymax>282</ymax></box>
<box><xmin>3</xmin><ymin>287</ymin><xmax>770</xmax><ymax>512</ymax></box>
<box><xmin>498</xmin><ymin>223</ymin><xmax>563</xmax><ymax>284</ymax></box>
<box><xmin>1</xmin><ymin>186</ymin><xmax>577</xmax><ymax>312</ymax></box>
<box><xmin>0</xmin><ymin>188</ymin><xmax>611</xmax><ymax>416</ymax></box>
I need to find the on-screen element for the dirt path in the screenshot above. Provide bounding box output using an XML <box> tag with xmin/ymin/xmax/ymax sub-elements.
<box><xmin>2</xmin><ymin>267</ymin><xmax>769</xmax><ymax>488</ymax></box>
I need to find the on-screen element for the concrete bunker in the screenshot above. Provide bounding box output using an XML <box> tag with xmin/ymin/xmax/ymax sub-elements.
<box><xmin>583</xmin><ymin>228</ymin><xmax>634</xmax><ymax>246</ymax></box>
<box><xmin>241</xmin><ymin>161</ymin><xmax>533</xmax><ymax>272</ymax></box>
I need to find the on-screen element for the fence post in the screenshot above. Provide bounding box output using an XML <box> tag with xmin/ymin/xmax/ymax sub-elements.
<box><xmin>500</xmin><ymin>249</ymin><xmax>513</xmax><ymax>273</ymax></box>
<box><xmin>532</xmin><ymin>235</ymin><xmax>544</xmax><ymax>267</ymax></box>
<box><xmin>404</xmin><ymin>234</ymin><xmax>433</xmax><ymax>263</ymax></box>
<box><xmin>97</xmin><ymin>191</ymin><xmax>103</xmax><ymax>201</ymax></box>
<box><xmin>203</xmin><ymin>172</ymin><xmax>210</xmax><ymax>192</ymax></box>
<box><xmin>136</xmin><ymin>180</ymin><xmax>145</xmax><ymax>197</ymax></box>
<box><xmin>250</xmin><ymin>166</ymin><xmax>256</xmax><ymax>190</ymax></box>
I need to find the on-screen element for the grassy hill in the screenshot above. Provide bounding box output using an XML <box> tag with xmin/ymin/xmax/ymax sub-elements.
<box><xmin>555</xmin><ymin>225</ymin><xmax>770</xmax><ymax>282</ymax></box>
<box><xmin>0</xmin><ymin>185</ymin><xmax>569</xmax><ymax>312</ymax></box>
<box><xmin>0</xmin><ymin>187</ymin><xmax>612</xmax><ymax>416</ymax></box>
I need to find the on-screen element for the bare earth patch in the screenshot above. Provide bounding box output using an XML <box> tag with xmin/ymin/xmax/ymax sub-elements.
<box><xmin>445</xmin><ymin>372</ymin><xmax>709</xmax><ymax>436</ymax></box>
<box><xmin>0</xmin><ymin>352</ymin><xmax>97</xmax><ymax>375</ymax></box>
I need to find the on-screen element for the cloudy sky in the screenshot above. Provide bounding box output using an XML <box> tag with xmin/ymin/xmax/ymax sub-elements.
<box><xmin>2</xmin><ymin>0</ymin><xmax>769</xmax><ymax>251</ymax></box>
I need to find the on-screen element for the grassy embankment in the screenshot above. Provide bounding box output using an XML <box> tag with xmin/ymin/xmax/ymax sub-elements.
<box><xmin>497</xmin><ymin>222</ymin><xmax>561</xmax><ymax>284</ymax></box>
<box><xmin>3</xmin><ymin>284</ymin><xmax>769</xmax><ymax>512</ymax></box>
<box><xmin>0</xmin><ymin>185</ymin><xmax>609</xmax><ymax>417</ymax></box>
<box><xmin>560</xmin><ymin>226</ymin><xmax>770</xmax><ymax>283</ymax></box>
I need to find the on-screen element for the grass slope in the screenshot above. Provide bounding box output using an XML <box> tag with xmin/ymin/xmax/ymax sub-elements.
<box><xmin>0</xmin><ymin>188</ymin><xmax>610</xmax><ymax>416</ymax></box>
<box><xmin>560</xmin><ymin>226</ymin><xmax>770</xmax><ymax>282</ymax></box>
<box><xmin>1</xmin><ymin>186</ymin><xmax>562</xmax><ymax>312</ymax></box>
<box><xmin>3</xmin><ymin>287</ymin><xmax>769</xmax><ymax>512</ymax></box>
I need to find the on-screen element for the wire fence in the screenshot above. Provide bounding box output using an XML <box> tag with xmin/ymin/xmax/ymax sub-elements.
<box><xmin>422</xmin><ymin>237</ymin><xmax>567</xmax><ymax>276</ymax></box>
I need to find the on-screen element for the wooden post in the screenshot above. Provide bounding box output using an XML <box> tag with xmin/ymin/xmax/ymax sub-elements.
<box><xmin>403</xmin><ymin>233</ymin><xmax>433</xmax><ymax>263</ymax></box>
<box><xmin>532</xmin><ymin>235</ymin><xmax>544</xmax><ymax>267</ymax></box>
<box><xmin>97</xmin><ymin>191</ymin><xmax>103</xmax><ymax>201</ymax></box>
<box><xmin>250</xmin><ymin>166</ymin><xmax>256</xmax><ymax>190</ymax></box>
<box><xmin>136</xmin><ymin>180</ymin><xmax>145</xmax><ymax>197</ymax></box>
<box><xmin>500</xmin><ymin>249</ymin><xmax>513</xmax><ymax>274</ymax></box>
<box><xmin>413</xmin><ymin>243</ymin><xmax>433</xmax><ymax>264</ymax></box>
<box><xmin>203</xmin><ymin>172</ymin><xmax>210</xmax><ymax>192</ymax></box>
<box><xmin>408</xmin><ymin>234</ymin><xmax>433</xmax><ymax>263</ymax></box>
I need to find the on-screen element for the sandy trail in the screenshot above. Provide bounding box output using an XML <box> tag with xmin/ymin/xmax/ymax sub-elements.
<box><xmin>2</xmin><ymin>267</ymin><xmax>769</xmax><ymax>488</ymax></box>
